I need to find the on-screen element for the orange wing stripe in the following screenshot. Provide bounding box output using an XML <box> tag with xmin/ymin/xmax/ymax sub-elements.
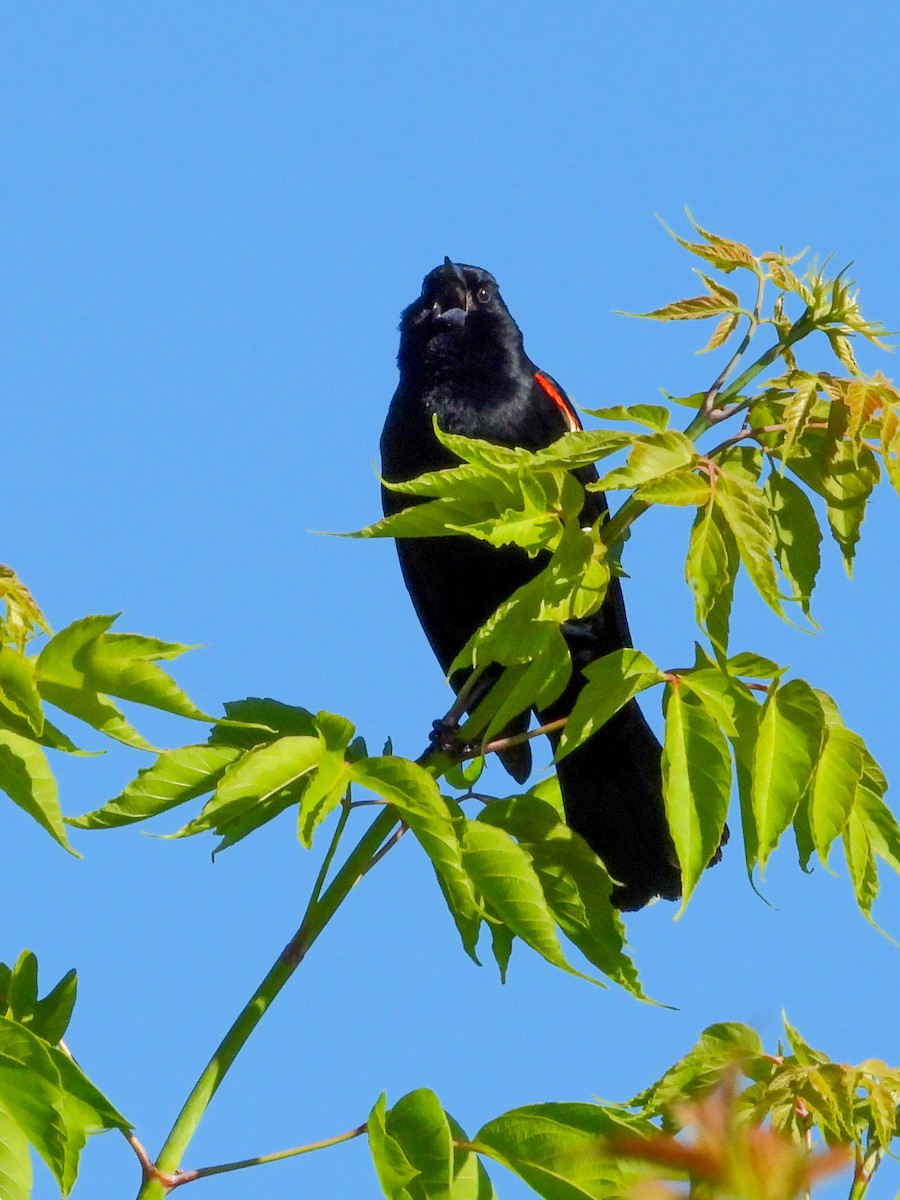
<box><xmin>534</xmin><ymin>371</ymin><xmax>582</xmax><ymax>432</ymax></box>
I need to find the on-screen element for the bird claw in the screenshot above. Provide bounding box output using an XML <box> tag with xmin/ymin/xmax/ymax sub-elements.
<box><xmin>429</xmin><ymin>718</ymin><xmax>479</xmax><ymax>761</ymax></box>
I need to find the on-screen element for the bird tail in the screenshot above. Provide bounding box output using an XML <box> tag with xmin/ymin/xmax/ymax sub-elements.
<box><xmin>550</xmin><ymin>698</ymin><xmax>681</xmax><ymax>910</ymax></box>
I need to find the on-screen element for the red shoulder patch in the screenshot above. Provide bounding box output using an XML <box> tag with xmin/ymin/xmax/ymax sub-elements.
<box><xmin>534</xmin><ymin>371</ymin><xmax>582</xmax><ymax>433</ymax></box>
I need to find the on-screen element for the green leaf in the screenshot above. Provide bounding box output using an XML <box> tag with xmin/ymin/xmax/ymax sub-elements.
<box><xmin>478</xmin><ymin>797</ymin><xmax>643</xmax><ymax>996</ymax></box>
<box><xmin>783</xmin><ymin>431</ymin><xmax>879</xmax><ymax>572</ymax></box>
<box><xmin>28</xmin><ymin>970</ymin><xmax>77</xmax><ymax>1046</ymax></box>
<box><xmin>35</xmin><ymin>614</ymin><xmax>120</xmax><ymax>687</ymax></box>
<box><xmin>685</xmin><ymin>502</ymin><xmax>738</xmax><ymax>654</ymax></box>
<box><xmin>35</xmin><ymin>615</ymin><xmax>159</xmax><ymax>747</ymax></box>
<box><xmin>446</xmin><ymin>1113</ymin><xmax>497</xmax><ymax>1200</ymax></box>
<box><xmin>677</xmin><ymin>669</ymin><xmax>743</xmax><ymax>736</ymax></box>
<box><xmin>698</xmin><ymin>312</ymin><xmax>740</xmax><ymax>353</ymax></box>
<box><xmin>0</xmin><ymin>731</ymin><xmax>74</xmax><ymax>853</ymax></box>
<box><xmin>661</xmin><ymin>219</ymin><xmax>757</xmax><ymax>273</ymax></box>
<box><xmin>764</xmin><ymin>472</ymin><xmax>822</xmax><ymax>620</ymax></box>
<box><xmin>0</xmin><ymin>649</ymin><xmax>43</xmax><ymax>736</ymax></box>
<box><xmin>77</xmin><ymin>634</ymin><xmax>212</xmax><ymax>722</ymax></box>
<box><xmin>725</xmin><ymin>652</ymin><xmax>781</xmax><ymax>679</ymax></box>
<box><xmin>661</xmin><ymin>685</ymin><xmax>731</xmax><ymax>910</ymax></box>
<box><xmin>170</xmin><ymin>735</ymin><xmax>323</xmax><ymax>851</ymax></box>
<box><xmin>212</xmin><ymin>696</ymin><xmax>318</xmax><ymax>748</ymax></box>
<box><xmin>5</xmin><ymin>956</ymin><xmax>37</xmax><ymax>1026</ymax></box>
<box><xmin>0</xmin><ymin>697</ymin><xmax>89</xmax><ymax>756</ymax></box>
<box><xmin>477</xmin><ymin>645</ymin><xmax>571</xmax><ymax>746</ymax></box>
<box><xmin>880</xmin><ymin>407</ymin><xmax>900</xmax><ymax>496</ymax></box>
<box><xmin>0</xmin><ymin>1017</ymin><xmax>129</xmax><ymax>1196</ymax></box>
<box><xmin>856</xmin><ymin>782</ymin><xmax>900</xmax><ymax>873</ymax></box>
<box><xmin>842</xmin><ymin>808</ymin><xmax>879</xmax><ymax>916</ymax></box>
<box><xmin>629</xmin><ymin>1022</ymin><xmax>763</xmax><ymax>1114</ymax></box>
<box><xmin>449</xmin><ymin>523</ymin><xmax>608</xmax><ymax>677</ymax></box>
<box><xmin>622</xmin><ymin>294</ymin><xmax>737</xmax><ymax>322</ymax></box>
<box><xmin>634</xmin><ymin>469</ymin><xmax>710</xmax><ymax>506</ymax></box>
<box><xmin>350</xmin><ymin>758</ymin><xmax>482</xmax><ymax>962</ymax></box>
<box><xmin>529</xmin><ymin>431</ymin><xmax>633</xmax><ymax>470</ymax></box>
<box><xmin>720</xmin><ymin>679</ymin><xmax>763</xmax><ymax>878</ymax></box>
<box><xmin>381</xmin><ymin>1089</ymin><xmax>454</xmax><ymax>1200</ymax></box>
<box><xmin>750</xmin><ymin>681</ymin><xmax>824</xmax><ymax>873</ymax></box>
<box><xmin>368</xmin><ymin>1094</ymin><xmax>420</xmax><ymax>1200</ymax></box>
<box><xmin>0</xmin><ymin>1104</ymin><xmax>31</xmax><ymax>1200</ymax></box>
<box><xmin>69</xmin><ymin>744</ymin><xmax>243</xmax><ymax>829</ymax></box>
<box><xmin>558</xmin><ymin>650</ymin><xmax>664</xmax><ymax>761</ymax></box>
<box><xmin>461</xmin><ymin>821</ymin><xmax>596</xmax><ymax>984</ymax></box>
<box><xmin>37</xmin><ymin>682</ymin><xmax>156</xmax><ymax>751</ymax></box>
<box><xmin>715</xmin><ymin>475</ymin><xmax>785</xmax><ymax>620</ymax></box>
<box><xmin>809</xmin><ymin>721</ymin><xmax>865</xmax><ymax>864</ymax></box>
<box><xmin>595</xmin><ymin>431</ymin><xmax>697</xmax><ymax>491</ymax></box>
<box><xmin>0</xmin><ymin>564</ymin><xmax>51</xmax><ymax>650</ymax></box>
<box><xmin>475</xmin><ymin>1103</ymin><xmax>652</xmax><ymax>1200</ymax></box>
<box><xmin>296</xmin><ymin>712</ymin><xmax>356</xmax><ymax>848</ymax></box>
<box><xmin>782</xmin><ymin>1015</ymin><xmax>829</xmax><ymax>1067</ymax></box>
<box><xmin>581</xmin><ymin>405</ymin><xmax>670</xmax><ymax>431</ymax></box>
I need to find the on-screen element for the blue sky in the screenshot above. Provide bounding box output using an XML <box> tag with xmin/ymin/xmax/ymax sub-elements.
<box><xmin>3</xmin><ymin>5</ymin><xmax>900</xmax><ymax>1197</ymax></box>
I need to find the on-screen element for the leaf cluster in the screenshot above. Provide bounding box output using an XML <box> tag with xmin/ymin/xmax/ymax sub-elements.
<box><xmin>0</xmin><ymin>952</ymin><xmax>130</xmax><ymax>1200</ymax></box>
<box><xmin>366</xmin><ymin>1016</ymin><xmax>897</xmax><ymax>1200</ymax></box>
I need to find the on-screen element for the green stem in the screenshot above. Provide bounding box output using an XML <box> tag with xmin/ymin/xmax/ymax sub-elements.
<box><xmin>847</xmin><ymin>1140</ymin><xmax>884</xmax><ymax>1200</ymax></box>
<box><xmin>167</xmin><ymin>1123</ymin><xmax>368</xmax><ymax>1189</ymax></box>
<box><xmin>135</xmin><ymin>807</ymin><xmax>398</xmax><ymax>1199</ymax></box>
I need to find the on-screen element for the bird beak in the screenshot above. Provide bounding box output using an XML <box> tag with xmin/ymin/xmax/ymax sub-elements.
<box><xmin>433</xmin><ymin>258</ymin><xmax>469</xmax><ymax>325</ymax></box>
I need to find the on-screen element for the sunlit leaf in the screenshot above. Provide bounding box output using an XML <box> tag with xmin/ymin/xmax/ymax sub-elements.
<box><xmin>629</xmin><ymin>1022</ymin><xmax>763</xmax><ymax>1114</ymax></box>
<box><xmin>842</xmin><ymin>808</ymin><xmax>879</xmax><ymax>916</ymax></box>
<box><xmin>0</xmin><ymin>1017</ymin><xmax>129</xmax><ymax>1196</ymax></box>
<box><xmin>461</xmin><ymin>821</ymin><xmax>596</xmax><ymax>984</ymax></box>
<box><xmin>595</xmin><ymin>432</ymin><xmax>697</xmax><ymax>491</ymax></box>
<box><xmin>622</xmin><ymin>294</ymin><xmax>737</xmax><ymax>322</ymax></box>
<box><xmin>764</xmin><ymin>472</ymin><xmax>821</xmax><ymax>620</ymax></box>
<box><xmin>698</xmin><ymin>312</ymin><xmax>740</xmax><ymax>354</ymax></box>
<box><xmin>662</xmin><ymin>685</ymin><xmax>731</xmax><ymax>911</ymax></box>
<box><xmin>69</xmin><ymin>744</ymin><xmax>243</xmax><ymax>829</ymax></box>
<box><xmin>0</xmin><ymin>1105</ymin><xmax>31</xmax><ymax>1200</ymax></box>
<box><xmin>809</xmin><ymin>724</ymin><xmax>864</xmax><ymax>865</ymax></box>
<box><xmin>558</xmin><ymin>650</ymin><xmax>664</xmax><ymax>761</ymax></box>
<box><xmin>634</xmin><ymin>470</ymin><xmax>711</xmax><ymax>506</ymax></box>
<box><xmin>475</xmin><ymin>1103</ymin><xmax>653</xmax><ymax>1200</ymax></box>
<box><xmin>0</xmin><ymin>649</ymin><xmax>43</xmax><ymax>736</ymax></box>
<box><xmin>479</xmin><ymin>796</ymin><xmax>642</xmax><ymax>996</ymax></box>
<box><xmin>170</xmin><ymin>735</ymin><xmax>323</xmax><ymax>851</ymax></box>
<box><xmin>715</xmin><ymin>475</ymin><xmax>784</xmax><ymax>620</ymax></box>
<box><xmin>685</xmin><ymin>503</ymin><xmax>738</xmax><ymax>654</ymax></box>
<box><xmin>368</xmin><ymin>1093</ymin><xmax>420</xmax><ymax>1200</ymax></box>
<box><xmin>351</xmin><ymin>757</ymin><xmax>482</xmax><ymax>962</ymax></box>
<box><xmin>378</xmin><ymin>1089</ymin><xmax>454</xmax><ymax>1200</ymax></box>
<box><xmin>581</xmin><ymin>405</ymin><xmax>670</xmax><ymax>431</ymax></box>
<box><xmin>0</xmin><ymin>731</ymin><xmax>74</xmax><ymax>853</ymax></box>
<box><xmin>750</xmin><ymin>681</ymin><xmax>824</xmax><ymax>873</ymax></box>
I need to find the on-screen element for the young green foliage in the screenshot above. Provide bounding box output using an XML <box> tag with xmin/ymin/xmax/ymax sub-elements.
<box><xmin>0</xmin><ymin>954</ymin><xmax>129</xmax><ymax>1197</ymax></box>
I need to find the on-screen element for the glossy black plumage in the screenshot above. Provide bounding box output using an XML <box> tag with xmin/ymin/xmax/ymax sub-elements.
<box><xmin>381</xmin><ymin>260</ymin><xmax>682</xmax><ymax>909</ymax></box>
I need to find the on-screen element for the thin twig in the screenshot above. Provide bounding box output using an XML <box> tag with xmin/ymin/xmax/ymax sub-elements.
<box><xmin>127</xmin><ymin>1134</ymin><xmax>159</xmax><ymax>1183</ymax></box>
<box><xmin>700</xmin><ymin>272</ymin><xmax>766</xmax><ymax>420</ymax></box>
<box><xmin>360</xmin><ymin>823</ymin><xmax>409</xmax><ymax>876</ymax></box>
<box><xmin>165</xmin><ymin>1123</ymin><xmax>369</xmax><ymax>1190</ymax></box>
<box><xmin>706</xmin><ymin>421</ymin><xmax>828</xmax><ymax>460</ymax></box>
<box><xmin>304</xmin><ymin>792</ymin><xmax>353</xmax><ymax>913</ymax></box>
<box><xmin>480</xmin><ymin>716</ymin><xmax>568</xmax><ymax>757</ymax></box>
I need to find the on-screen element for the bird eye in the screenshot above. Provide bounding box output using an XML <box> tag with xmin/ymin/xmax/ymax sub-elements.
<box><xmin>476</xmin><ymin>284</ymin><xmax>494</xmax><ymax>304</ymax></box>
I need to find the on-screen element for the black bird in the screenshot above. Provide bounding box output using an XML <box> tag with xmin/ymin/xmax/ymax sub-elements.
<box><xmin>381</xmin><ymin>259</ymin><xmax>682</xmax><ymax>910</ymax></box>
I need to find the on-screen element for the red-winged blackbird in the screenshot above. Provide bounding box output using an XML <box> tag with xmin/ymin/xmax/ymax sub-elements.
<box><xmin>381</xmin><ymin>259</ymin><xmax>682</xmax><ymax>910</ymax></box>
